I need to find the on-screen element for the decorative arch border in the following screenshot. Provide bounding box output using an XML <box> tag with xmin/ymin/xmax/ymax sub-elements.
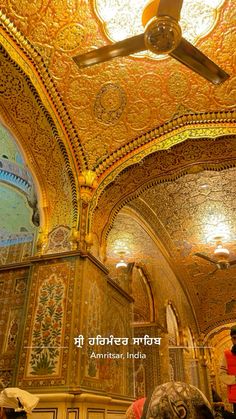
<box><xmin>132</xmin><ymin>263</ymin><xmax>156</xmax><ymax>323</ymax></box>
<box><xmin>166</xmin><ymin>301</ymin><xmax>181</xmax><ymax>346</ymax></box>
<box><xmin>95</xmin><ymin>114</ymin><xmax>236</xmax><ymax>177</ymax></box>
<box><xmin>0</xmin><ymin>10</ymin><xmax>87</xmax><ymax>171</ymax></box>
<box><xmin>0</xmin><ymin>38</ymin><xmax>79</xmax><ymax>230</ymax></box>
<box><xmin>203</xmin><ymin>322</ymin><xmax>235</xmax><ymax>344</ymax></box>
<box><xmin>201</xmin><ymin>316</ymin><xmax>236</xmax><ymax>337</ymax></box>
<box><xmin>90</xmin><ymin>135</ymin><xmax>236</xmax><ymax>247</ymax></box>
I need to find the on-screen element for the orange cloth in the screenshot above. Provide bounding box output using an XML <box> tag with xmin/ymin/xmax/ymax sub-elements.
<box><xmin>126</xmin><ymin>398</ymin><xmax>146</xmax><ymax>419</ymax></box>
<box><xmin>225</xmin><ymin>350</ymin><xmax>236</xmax><ymax>403</ymax></box>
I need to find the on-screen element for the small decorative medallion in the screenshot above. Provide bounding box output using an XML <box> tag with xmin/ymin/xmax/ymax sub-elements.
<box><xmin>94</xmin><ymin>83</ymin><xmax>126</xmax><ymax>125</ymax></box>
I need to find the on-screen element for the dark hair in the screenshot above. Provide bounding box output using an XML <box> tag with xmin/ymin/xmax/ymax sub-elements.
<box><xmin>4</xmin><ymin>409</ymin><xmax>27</xmax><ymax>419</ymax></box>
<box><xmin>230</xmin><ymin>326</ymin><xmax>236</xmax><ymax>336</ymax></box>
<box><xmin>195</xmin><ymin>404</ymin><xmax>214</xmax><ymax>419</ymax></box>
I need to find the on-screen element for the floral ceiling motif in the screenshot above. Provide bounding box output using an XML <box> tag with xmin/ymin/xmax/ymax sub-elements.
<box><xmin>107</xmin><ymin>210</ymin><xmax>159</xmax><ymax>261</ymax></box>
<box><xmin>137</xmin><ymin>169</ymin><xmax>236</xmax><ymax>247</ymax></box>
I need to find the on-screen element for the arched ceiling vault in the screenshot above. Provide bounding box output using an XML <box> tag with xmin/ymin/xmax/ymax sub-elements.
<box><xmin>106</xmin><ymin>208</ymin><xmax>199</xmax><ymax>331</ymax></box>
<box><xmin>91</xmin><ymin>136</ymin><xmax>236</xmax><ymax>332</ymax></box>
<box><xmin>91</xmin><ymin>136</ymin><xmax>236</xmax><ymax>242</ymax></box>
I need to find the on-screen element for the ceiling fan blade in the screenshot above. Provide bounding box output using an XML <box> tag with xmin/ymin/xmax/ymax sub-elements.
<box><xmin>194</xmin><ymin>253</ymin><xmax>217</xmax><ymax>264</ymax></box>
<box><xmin>170</xmin><ymin>37</ymin><xmax>229</xmax><ymax>84</ymax></box>
<box><xmin>142</xmin><ymin>0</ymin><xmax>183</xmax><ymax>25</ymax></box>
<box><xmin>208</xmin><ymin>267</ymin><xmax>218</xmax><ymax>276</ymax></box>
<box><xmin>73</xmin><ymin>34</ymin><xmax>146</xmax><ymax>68</ymax></box>
<box><xmin>157</xmin><ymin>0</ymin><xmax>183</xmax><ymax>21</ymax></box>
<box><xmin>229</xmin><ymin>260</ymin><xmax>236</xmax><ymax>266</ymax></box>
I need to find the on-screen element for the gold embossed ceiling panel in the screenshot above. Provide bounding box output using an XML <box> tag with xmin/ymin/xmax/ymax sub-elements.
<box><xmin>1</xmin><ymin>0</ymin><xmax>235</xmax><ymax>168</ymax></box>
<box><xmin>128</xmin><ymin>168</ymin><xmax>236</xmax><ymax>330</ymax></box>
<box><xmin>137</xmin><ymin>169</ymin><xmax>236</xmax><ymax>246</ymax></box>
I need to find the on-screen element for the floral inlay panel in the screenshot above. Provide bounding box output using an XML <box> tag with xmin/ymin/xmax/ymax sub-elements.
<box><xmin>24</xmin><ymin>260</ymin><xmax>74</xmax><ymax>382</ymax></box>
<box><xmin>28</xmin><ymin>274</ymin><xmax>65</xmax><ymax>375</ymax></box>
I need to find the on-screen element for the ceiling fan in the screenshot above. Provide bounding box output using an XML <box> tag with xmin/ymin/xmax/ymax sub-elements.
<box><xmin>194</xmin><ymin>242</ymin><xmax>236</xmax><ymax>275</ymax></box>
<box><xmin>73</xmin><ymin>0</ymin><xmax>229</xmax><ymax>84</ymax></box>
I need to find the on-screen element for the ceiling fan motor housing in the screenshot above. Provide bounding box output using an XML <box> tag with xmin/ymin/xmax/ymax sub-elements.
<box><xmin>144</xmin><ymin>16</ymin><xmax>182</xmax><ymax>55</ymax></box>
<box><xmin>214</xmin><ymin>244</ymin><xmax>230</xmax><ymax>262</ymax></box>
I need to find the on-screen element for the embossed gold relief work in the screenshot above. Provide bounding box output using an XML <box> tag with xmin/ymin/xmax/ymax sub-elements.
<box><xmin>91</xmin><ymin>136</ymin><xmax>236</xmax><ymax>332</ymax></box>
<box><xmin>1</xmin><ymin>0</ymin><xmax>235</xmax><ymax>171</ymax></box>
<box><xmin>90</xmin><ymin>136</ymin><xmax>236</xmax><ymax>245</ymax></box>
<box><xmin>0</xmin><ymin>42</ymin><xmax>79</xmax><ymax>241</ymax></box>
<box><xmin>106</xmin><ymin>210</ymin><xmax>197</xmax><ymax>329</ymax></box>
<box><xmin>94</xmin><ymin>83</ymin><xmax>127</xmax><ymax>125</ymax></box>
<box><xmin>78</xmin><ymin>170</ymin><xmax>98</xmax><ymax>202</ymax></box>
<box><xmin>138</xmin><ymin>169</ymin><xmax>236</xmax><ymax>246</ymax></box>
<box><xmin>0</xmin><ymin>269</ymin><xmax>28</xmax><ymax>387</ymax></box>
<box><xmin>107</xmin><ymin>210</ymin><xmax>160</xmax><ymax>264</ymax></box>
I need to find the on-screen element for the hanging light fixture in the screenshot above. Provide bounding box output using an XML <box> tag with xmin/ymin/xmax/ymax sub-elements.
<box><xmin>116</xmin><ymin>259</ymin><xmax>128</xmax><ymax>268</ymax></box>
<box><xmin>115</xmin><ymin>251</ymin><xmax>128</xmax><ymax>268</ymax></box>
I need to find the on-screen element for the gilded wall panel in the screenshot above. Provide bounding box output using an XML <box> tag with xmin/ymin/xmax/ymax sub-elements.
<box><xmin>46</xmin><ymin>226</ymin><xmax>72</xmax><ymax>254</ymax></box>
<box><xmin>78</xmin><ymin>259</ymin><xmax>107</xmax><ymax>391</ymax></box>
<box><xmin>4</xmin><ymin>308</ymin><xmax>22</xmax><ymax>353</ymax></box>
<box><xmin>133</xmin><ymin>325</ymin><xmax>162</xmax><ymax>397</ymax></box>
<box><xmin>87</xmin><ymin>412</ymin><xmax>105</xmax><ymax>419</ymax></box>
<box><xmin>32</xmin><ymin>409</ymin><xmax>58</xmax><ymax>419</ymax></box>
<box><xmin>0</xmin><ymin>242</ymin><xmax>34</xmax><ymax>265</ymax></box>
<box><xmin>84</xmin><ymin>281</ymin><xmax>102</xmax><ymax>379</ymax></box>
<box><xmin>17</xmin><ymin>258</ymin><xmax>75</xmax><ymax>388</ymax></box>
<box><xmin>67</xmin><ymin>409</ymin><xmax>79</xmax><ymax>419</ymax></box>
<box><xmin>0</xmin><ymin>267</ymin><xmax>29</xmax><ymax>387</ymax></box>
<box><xmin>75</xmin><ymin>256</ymin><xmax>133</xmax><ymax>396</ymax></box>
<box><xmin>27</xmin><ymin>275</ymin><xmax>66</xmax><ymax>376</ymax></box>
<box><xmin>106</xmin><ymin>285</ymin><xmax>133</xmax><ymax>397</ymax></box>
<box><xmin>106</xmin><ymin>413</ymin><xmax>126</xmax><ymax>419</ymax></box>
<box><xmin>132</xmin><ymin>266</ymin><xmax>153</xmax><ymax>324</ymax></box>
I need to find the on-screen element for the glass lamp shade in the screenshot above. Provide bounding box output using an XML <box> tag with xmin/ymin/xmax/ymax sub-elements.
<box><xmin>214</xmin><ymin>244</ymin><xmax>229</xmax><ymax>260</ymax></box>
<box><xmin>116</xmin><ymin>259</ymin><xmax>128</xmax><ymax>268</ymax></box>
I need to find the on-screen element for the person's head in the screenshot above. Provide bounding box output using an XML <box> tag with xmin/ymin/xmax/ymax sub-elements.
<box><xmin>230</xmin><ymin>325</ymin><xmax>236</xmax><ymax>354</ymax></box>
<box><xmin>143</xmin><ymin>381</ymin><xmax>214</xmax><ymax>419</ymax></box>
<box><xmin>0</xmin><ymin>408</ymin><xmax>27</xmax><ymax>419</ymax></box>
<box><xmin>4</xmin><ymin>409</ymin><xmax>26</xmax><ymax>419</ymax></box>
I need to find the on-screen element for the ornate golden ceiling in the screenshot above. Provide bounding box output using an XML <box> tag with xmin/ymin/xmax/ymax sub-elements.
<box><xmin>0</xmin><ymin>0</ymin><xmax>236</xmax><ymax>333</ymax></box>
<box><xmin>1</xmin><ymin>0</ymin><xmax>235</xmax><ymax>171</ymax></box>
